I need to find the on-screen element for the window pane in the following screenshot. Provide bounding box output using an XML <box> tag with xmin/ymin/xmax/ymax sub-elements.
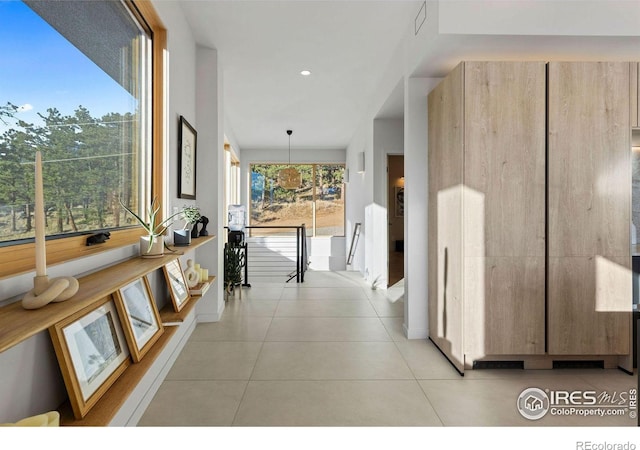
<box><xmin>315</xmin><ymin>164</ymin><xmax>345</xmax><ymax>236</ymax></box>
<box><xmin>0</xmin><ymin>1</ymin><xmax>151</xmax><ymax>244</ymax></box>
<box><xmin>249</xmin><ymin>163</ymin><xmax>345</xmax><ymax>237</ymax></box>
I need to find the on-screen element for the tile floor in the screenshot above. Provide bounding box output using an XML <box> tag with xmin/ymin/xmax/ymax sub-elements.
<box><xmin>138</xmin><ymin>271</ymin><xmax>637</xmax><ymax>427</ymax></box>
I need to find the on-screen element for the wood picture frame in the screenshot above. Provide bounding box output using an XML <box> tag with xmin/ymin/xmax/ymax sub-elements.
<box><xmin>113</xmin><ymin>276</ymin><xmax>164</xmax><ymax>363</ymax></box>
<box><xmin>178</xmin><ymin>115</ymin><xmax>197</xmax><ymax>199</ymax></box>
<box><xmin>49</xmin><ymin>296</ymin><xmax>130</xmax><ymax>419</ymax></box>
<box><xmin>162</xmin><ymin>259</ymin><xmax>191</xmax><ymax>312</ymax></box>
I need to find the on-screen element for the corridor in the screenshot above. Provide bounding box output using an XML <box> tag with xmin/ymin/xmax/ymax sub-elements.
<box><xmin>139</xmin><ymin>271</ymin><xmax>636</xmax><ymax>427</ymax></box>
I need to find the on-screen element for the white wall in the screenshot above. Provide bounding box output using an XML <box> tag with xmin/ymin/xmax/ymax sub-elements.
<box><xmin>194</xmin><ymin>45</ymin><xmax>225</xmax><ymax>321</ymax></box>
<box><xmin>438</xmin><ymin>0</ymin><xmax>640</xmax><ymax>36</ymax></box>
<box><xmin>403</xmin><ymin>77</ymin><xmax>441</xmax><ymax>339</ymax></box>
<box><xmin>363</xmin><ymin>118</ymin><xmax>404</xmax><ymax>288</ymax></box>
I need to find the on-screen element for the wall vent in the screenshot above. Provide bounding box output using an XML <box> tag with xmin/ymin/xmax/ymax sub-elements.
<box><xmin>552</xmin><ymin>360</ymin><xmax>604</xmax><ymax>369</ymax></box>
<box><xmin>473</xmin><ymin>360</ymin><xmax>524</xmax><ymax>370</ymax></box>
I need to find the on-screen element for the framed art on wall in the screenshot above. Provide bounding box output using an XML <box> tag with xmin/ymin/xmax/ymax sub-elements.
<box><xmin>395</xmin><ymin>186</ymin><xmax>404</xmax><ymax>217</ymax></box>
<box><xmin>114</xmin><ymin>276</ymin><xmax>164</xmax><ymax>363</ymax></box>
<box><xmin>48</xmin><ymin>296</ymin><xmax>131</xmax><ymax>419</ymax></box>
<box><xmin>178</xmin><ymin>115</ymin><xmax>197</xmax><ymax>199</ymax></box>
<box><xmin>162</xmin><ymin>259</ymin><xmax>191</xmax><ymax>312</ymax></box>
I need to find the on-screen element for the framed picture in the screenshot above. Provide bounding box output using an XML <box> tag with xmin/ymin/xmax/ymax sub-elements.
<box><xmin>162</xmin><ymin>259</ymin><xmax>191</xmax><ymax>312</ymax></box>
<box><xmin>49</xmin><ymin>296</ymin><xmax>130</xmax><ymax>419</ymax></box>
<box><xmin>114</xmin><ymin>276</ymin><xmax>164</xmax><ymax>362</ymax></box>
<box><xmin>395</xmin><ymin>186</ymin><xmax>404</xmax><ymax>217</ymax></box>
<box><xmin>178</xmin><ymin>115</ymin><xmax>197</xmax><ymax>199</ymax></box>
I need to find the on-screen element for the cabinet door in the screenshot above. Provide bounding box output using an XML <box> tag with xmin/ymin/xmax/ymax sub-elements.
<box><xmin>548</xmin><ymin>61</ymin><xmax>631</xmax><ymax>355</ymax></box>
<box><xmin>428</xmin><ymin>63</ymin><xmax>465</xmax><ymax>373</ymax></box>
<box><xmin>463</xmin><ymin>61</ymin><xmax>546</xmax><ymax>357</ymax></box>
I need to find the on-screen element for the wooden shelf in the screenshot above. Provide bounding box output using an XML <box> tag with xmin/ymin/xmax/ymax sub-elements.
<box><xmin>0</xmin><ymin>235</ymin><xmax>215</xmax><ymax>354</ymax></box>
<box><xmin>59</xmin><ymin>326</ymin><xmax>177</xmax><ymax>426</ymax></box>
<box><xmin>159</xmin><ymin>276</ymin><xmax>215</xmax><ymax>324</ymax></box>
<box><xmin>190</xmin><ymin>276</ymin><xmax>216</xmax><ymax>298</ymax></box>
<box><xmin>167</xmin><ymin>235</ymin><xmax>215</xmax><ymax>254</ymax></box>
<box><xmin>1</xmin><ymin>233</ymin><xmax>216</xmax><ymax>426</ymax></box>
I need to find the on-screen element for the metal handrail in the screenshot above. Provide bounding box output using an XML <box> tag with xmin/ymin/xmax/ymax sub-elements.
<box><xmin>224</xmin><ymin>224</ymin><xmax>308</xmax><ymax>284</ymax></box>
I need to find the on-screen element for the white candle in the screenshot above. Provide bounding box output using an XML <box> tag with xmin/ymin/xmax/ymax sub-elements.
<box><xmin>34</xmin><ymin>151</ymin><xmax>46</xmax><ymax>277</ymax></box>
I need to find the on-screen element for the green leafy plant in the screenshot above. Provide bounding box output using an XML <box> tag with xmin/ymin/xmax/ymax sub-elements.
<box><xmin>120</xmin><ymin>197</ymin><xmax>182</xmax><ymax>252</ymax></box>
<box><xmin>181</xmin><ymin>205</ymin><xmax>201</xmax><ymax>229</ymax></box>
<box><xmin>224</xmin><ymin>243</ymin><xmax>245</xmax><ymax>298</ymax></box>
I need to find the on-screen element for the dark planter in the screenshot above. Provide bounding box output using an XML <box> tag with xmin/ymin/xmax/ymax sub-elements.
<box><xmin>173</xmin><ymin>229</ymin><xmax>191</xmax><ymax>246</ymax></box>
<box><xmin>191</xmin><ymin>223</ymin><xmax>200</xmax><ymax>239</ymax></box>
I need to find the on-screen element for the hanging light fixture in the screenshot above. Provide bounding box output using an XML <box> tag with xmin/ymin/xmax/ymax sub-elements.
<box><xmin>278</xmin><ymin>129</ymin><xmax>301</xmax><ymax>189</ymax></box>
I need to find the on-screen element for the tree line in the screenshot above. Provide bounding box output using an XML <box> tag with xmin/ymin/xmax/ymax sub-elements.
<box><xmin>0</xmin><ymin>102</ymin><xmax>139</xmax><ymax>241</ymax></box>
<box><xmin>251</xmin><ymin>163</ymin><xmax>344</xmax><ymax>206</ymax></box>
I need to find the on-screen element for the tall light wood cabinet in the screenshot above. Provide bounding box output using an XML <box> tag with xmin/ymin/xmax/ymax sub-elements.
<box><xmin>428</xmin><ymin>61</ymin><xmax>547</xmax><ymax>372</ymax></box>
<box><xmin>429</xmin><ymin>60</ymin><xmax>633</xmax><ymax>371</ymax></box>
<box><xmin>547</xmin><ymin>61</ymin><xmax>631</xmax><ymax>356</ymax></box>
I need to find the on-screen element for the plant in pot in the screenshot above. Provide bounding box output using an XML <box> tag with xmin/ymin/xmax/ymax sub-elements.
<box><xmin>120</xmin><ymin>197</ymin><xmax>181</xmax><ymax>258</ymax></box>
<box><xmin>173</xmin><ymin>206</ymin><xmax>201</xmax><ymax>246</ymax></box>
<box><xmin>223</xmin><ymin>242</ymin><xmax>245</xmax><ymax>300</ymax></box>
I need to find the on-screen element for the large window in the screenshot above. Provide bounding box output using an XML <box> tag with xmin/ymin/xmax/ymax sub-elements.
<box><xmin>0</xmin><ymin>0</ymin><xmax>162</xmax><ymax>276</ymax></box>
<box><xmin>250</xmin><ymin>164</ymin><xmax>345</xmax><ymax>237</ymax></box>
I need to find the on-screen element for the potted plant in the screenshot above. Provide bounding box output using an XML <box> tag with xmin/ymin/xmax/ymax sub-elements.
<box><xmin>173</xmin><ymin>206</ymin><xmax>201</xmax><ymax>246</ymax></box>
<box><xmin>120</xmin><ymin>197</ymin><xmax>181</xmax><ymax>258</ymax></box>
<box><xmin>223</xmin><ymin>242</ymin><xmax>245</xmax><ymax>300</ymax></box>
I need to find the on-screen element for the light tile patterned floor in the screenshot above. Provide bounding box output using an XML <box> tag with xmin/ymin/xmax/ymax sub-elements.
<box><xmin>138</xmin><ymin>271</ymin><xmax>637</xmax><ymax>427</ymax></box>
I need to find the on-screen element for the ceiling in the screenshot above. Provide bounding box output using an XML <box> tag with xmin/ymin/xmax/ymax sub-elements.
<box><xmin>179</xmin><ymin>1</ymin><xmax>640</xmax><ymax>152</ymax></box>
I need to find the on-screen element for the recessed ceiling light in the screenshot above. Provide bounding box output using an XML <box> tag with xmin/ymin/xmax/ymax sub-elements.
<box><xmin>300</xmin><ymin>70</ymin><xmax>311</xmax><ymax>76</ymax></box>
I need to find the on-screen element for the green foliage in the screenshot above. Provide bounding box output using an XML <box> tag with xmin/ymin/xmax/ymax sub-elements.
<box><xmin>181</xmin><ymin>206</ymin><xmax>201</xmax><ymax>228</ymax></box>
<box><xmin>224</xmin><ymin>243</ymin><xmax>245</xmax><ymax>298</ymax></box>
<box><xmin>0</xmin><ymin>103</ymin><xmax>141</xmax><ymax>241</ymax></box>
<box><xmin>119</xmin><ymin>196</ymin><xmax>182</xmax><ymax>252</ymax></box>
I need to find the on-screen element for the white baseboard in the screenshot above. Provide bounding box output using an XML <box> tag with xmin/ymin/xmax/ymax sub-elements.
<box><xmin>403</xmin><ymin>322</ymin><xmax>428</xmax><ymax>340</ymax></box>
<box><xmin>113</xmin><ymin>311</ymin><xmax>197</xmax><ymax>426</ymax></box>
<box><xmin>197</xmin><ymin>298</ymin><xmax>226</xmax><ymax>323</ymax></box>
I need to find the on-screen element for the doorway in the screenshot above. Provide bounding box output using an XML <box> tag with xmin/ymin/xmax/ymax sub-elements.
<box><xmin>387</xmin><ymin>154</ymin><xmax>404</xmax><ymax>287</ymax></box>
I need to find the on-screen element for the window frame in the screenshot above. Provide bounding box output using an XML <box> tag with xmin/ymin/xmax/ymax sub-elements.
<box><xmin>248</xmin><ymin>162</ymin><xmax>346</xmax><ymax>238</ymax></box>
<box><xmin>0</xmin><ymin>0</ymin><xmax>166</xmax><ymax>279</ymax></box>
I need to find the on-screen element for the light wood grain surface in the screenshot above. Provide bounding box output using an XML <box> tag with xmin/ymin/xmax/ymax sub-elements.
<box><xmin>548</xmin><ymin>256</ymin><xmax>631</xmax><ymax>355</ymax></box>
<box><xmin>547</xmin><ymin>62</ymin><xmax>631</xmax><ymax>357</ymax></box>
<box><xmin>463</xmin><ymin>61</ymin><xmax>546</xmax><ymax>258</ymax></box>
<box><xmin>0</xmin><ymin>235</ymin><xmax>215</xmax><ymax>353</ymax></box>
<box><xmin>428</xmin><ymin>62</ymin><xmax>465</xmax><ymax>373</ymax></box>
<box><xmin>464</xmin><ymin>256</ymin><xmax>545</xmax><ymax>358</ymax></box>
<box><xmin>548</xmin><ymin>62</ymin><xmax>631</xmax><ymax>257</ymax></box>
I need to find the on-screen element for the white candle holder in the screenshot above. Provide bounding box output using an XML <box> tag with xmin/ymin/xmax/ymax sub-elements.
<box><xmin>21</xmin><ymin>151</ymin><xmax>79</xmax><ymax>309</ymax></box>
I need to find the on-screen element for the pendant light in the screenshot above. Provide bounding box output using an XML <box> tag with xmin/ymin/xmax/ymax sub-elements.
<box><xmin>278</xmin><ymin>129</ymin><xmax>301</xmax><ymax>189</ymax></box>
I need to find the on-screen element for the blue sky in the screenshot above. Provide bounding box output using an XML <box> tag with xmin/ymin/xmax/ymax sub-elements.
<box><xmin>0</xmin><ymin>1</ymin><xmax>136</xmax><ymax>130</ymax></box>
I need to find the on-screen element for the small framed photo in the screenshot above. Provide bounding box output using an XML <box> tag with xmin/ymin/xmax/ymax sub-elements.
<box><xmin>178</xmin><ymin>115</ymin><xmax>197</xmax><ymax>199</ymax></box>
<box><xmin>163</xmin><ymin>259</ymin><xmax>191</xmax><ymax>312</ymax></box>
<box><xmin>114</xmin><ymin>276</ymin><xmax>164</xmax><ymax>363</ymax></box>
<box><xmin>49</xmin><ymin>296</ymin><xmax>130</xmax><ymax>419</ymax></box>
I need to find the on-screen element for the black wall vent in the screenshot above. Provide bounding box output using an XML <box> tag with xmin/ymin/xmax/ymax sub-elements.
<box><xmin>473</xmin><ymin>360</ymin><xmax>524</xmax><ymax>370</ymax></box>
<box><xmin>552</xmin><ymin>360</ymin><xmax>604</xmax><ymax>369</ymax></box>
